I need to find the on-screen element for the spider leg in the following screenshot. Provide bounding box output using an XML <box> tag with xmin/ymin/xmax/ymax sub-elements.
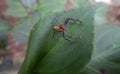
<box><xmin>64</xmin><ymin>18</ymin><xmax>82</xmax><ymax>26</ymax></box>
<box><xmin>62</xmin><ymin>32</ymin><xmax>71</xmax><ymax>41</ymax></box>
<box><xmin>53</xmin><ymin>30</ymin><xmax>56</xmax><ymax>38</ymax></box>
<box><xmin>74</xmin><ymin>19</ymin><xmax>83</xmax><ymax>24</ymax></box>
<box><xmin>52</xmin><ymin>15</ymin><xmax>60</xmax><ymax>39</ymax></box>
<box><xmin>53</xmin><ymin>30</ymin><xmax>63</xmax><ymax>39</ymax></box>
<box><xmin>51</xmin><ymin>14</ymin><xmax>60</xmax><ymax>29</ymax></box>
<box><xmin>63</xmin><ymin>30</ymin><xmax>72</xmax><ymax>38</ymax></box>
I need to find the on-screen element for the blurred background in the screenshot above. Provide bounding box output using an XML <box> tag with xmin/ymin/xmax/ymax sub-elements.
<box><xmin>0</xmin><ymin>0</ymin><xmax>120</xmax><ymax>74</ymax></box>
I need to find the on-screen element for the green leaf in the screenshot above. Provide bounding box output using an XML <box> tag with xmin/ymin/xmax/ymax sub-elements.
<box><xmin>71</xmin><ymin>0</ymin><xmax>95</xmax><ymax>8</ymax></box>
<box><xmin>81</xmin><ymin>25</ymin><xmax>120</xmax><ymax>74</ymax></box>
<box><xmin>95</xmin><ymin>3</ymin><xmax>108</xmax><ymax>25</ymax></box>
<box><xmin>21</xmin><ymin>0</ymin><xmax>39</xmax><ymax>10</ymax></box>
<box><xmin>18</xmin><ymin>5</ymin><xmax>96</xmax><ymax>74</ymax></box>
<box><xmin>6</xmin><ymin>0</ymin><xmax>27</xmax><ymax>17</ymax></box>
<box><xmin>0</xmin><ymin>19</ymin><xmax>11</xmax><ymax>31</ymax></box>
<box><xmin>11</xmin><ymin>11</ymin><xmax>40</xmax><ymax>42</ymax></box>
<box><xmin>38</xmin><ymin>0</ymin><xmax>66</xmax><ymax>17</ymax></box>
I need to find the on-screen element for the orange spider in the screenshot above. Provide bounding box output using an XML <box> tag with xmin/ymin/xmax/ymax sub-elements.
<box><xmin>53</xmin><ymin>18</ymin><xmax>82</xmax><ymax>41</ymax></box>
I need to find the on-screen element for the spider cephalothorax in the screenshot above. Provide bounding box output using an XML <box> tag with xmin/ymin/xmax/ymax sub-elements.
<box><xmin>53</xmin><ymin>18</ymin><xmax>82</xmax><ymax>41</ymax></box>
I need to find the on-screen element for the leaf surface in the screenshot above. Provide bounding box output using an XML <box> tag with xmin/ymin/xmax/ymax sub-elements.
<box><xmin>18</xmin><ymin>5</ymin><xmax>96</xmax><ymax>74</ymax></box>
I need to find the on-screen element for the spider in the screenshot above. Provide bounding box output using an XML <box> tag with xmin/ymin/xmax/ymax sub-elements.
<box><xmin>53</xmin><ymin>18</ymin><xmax>83</xmax><ymax>41</ymax></box>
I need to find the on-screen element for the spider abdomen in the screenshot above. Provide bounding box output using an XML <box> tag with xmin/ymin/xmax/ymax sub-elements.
<box><xmin>53</xmin><ymin>24</ymin><xmax>65</xmax><ymax>32</ymax></box>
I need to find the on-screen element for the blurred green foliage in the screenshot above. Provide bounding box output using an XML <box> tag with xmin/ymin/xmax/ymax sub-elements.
<box><xmin>0</xmin><ymin>0</ymin><xmax>120</xmax><ymax>74</ymax></box>
<box><xmin>0</xmin><ymin>19</ymin><xmax>11</xmax><ymax>31</ymax></box>
<box><xmin>0</xmin><ymin>20</ymin><xmax>10</xmax><ymax>49</ymax></box>
<box><xmin>71</xmin><ymin>0</ymin><xmax>94</xmax><ymax>8</ymax></box>
<box><xmin>6</xmin><ymin>0</ymin><xmax>27</xmax><ymax>17</ymax></box>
